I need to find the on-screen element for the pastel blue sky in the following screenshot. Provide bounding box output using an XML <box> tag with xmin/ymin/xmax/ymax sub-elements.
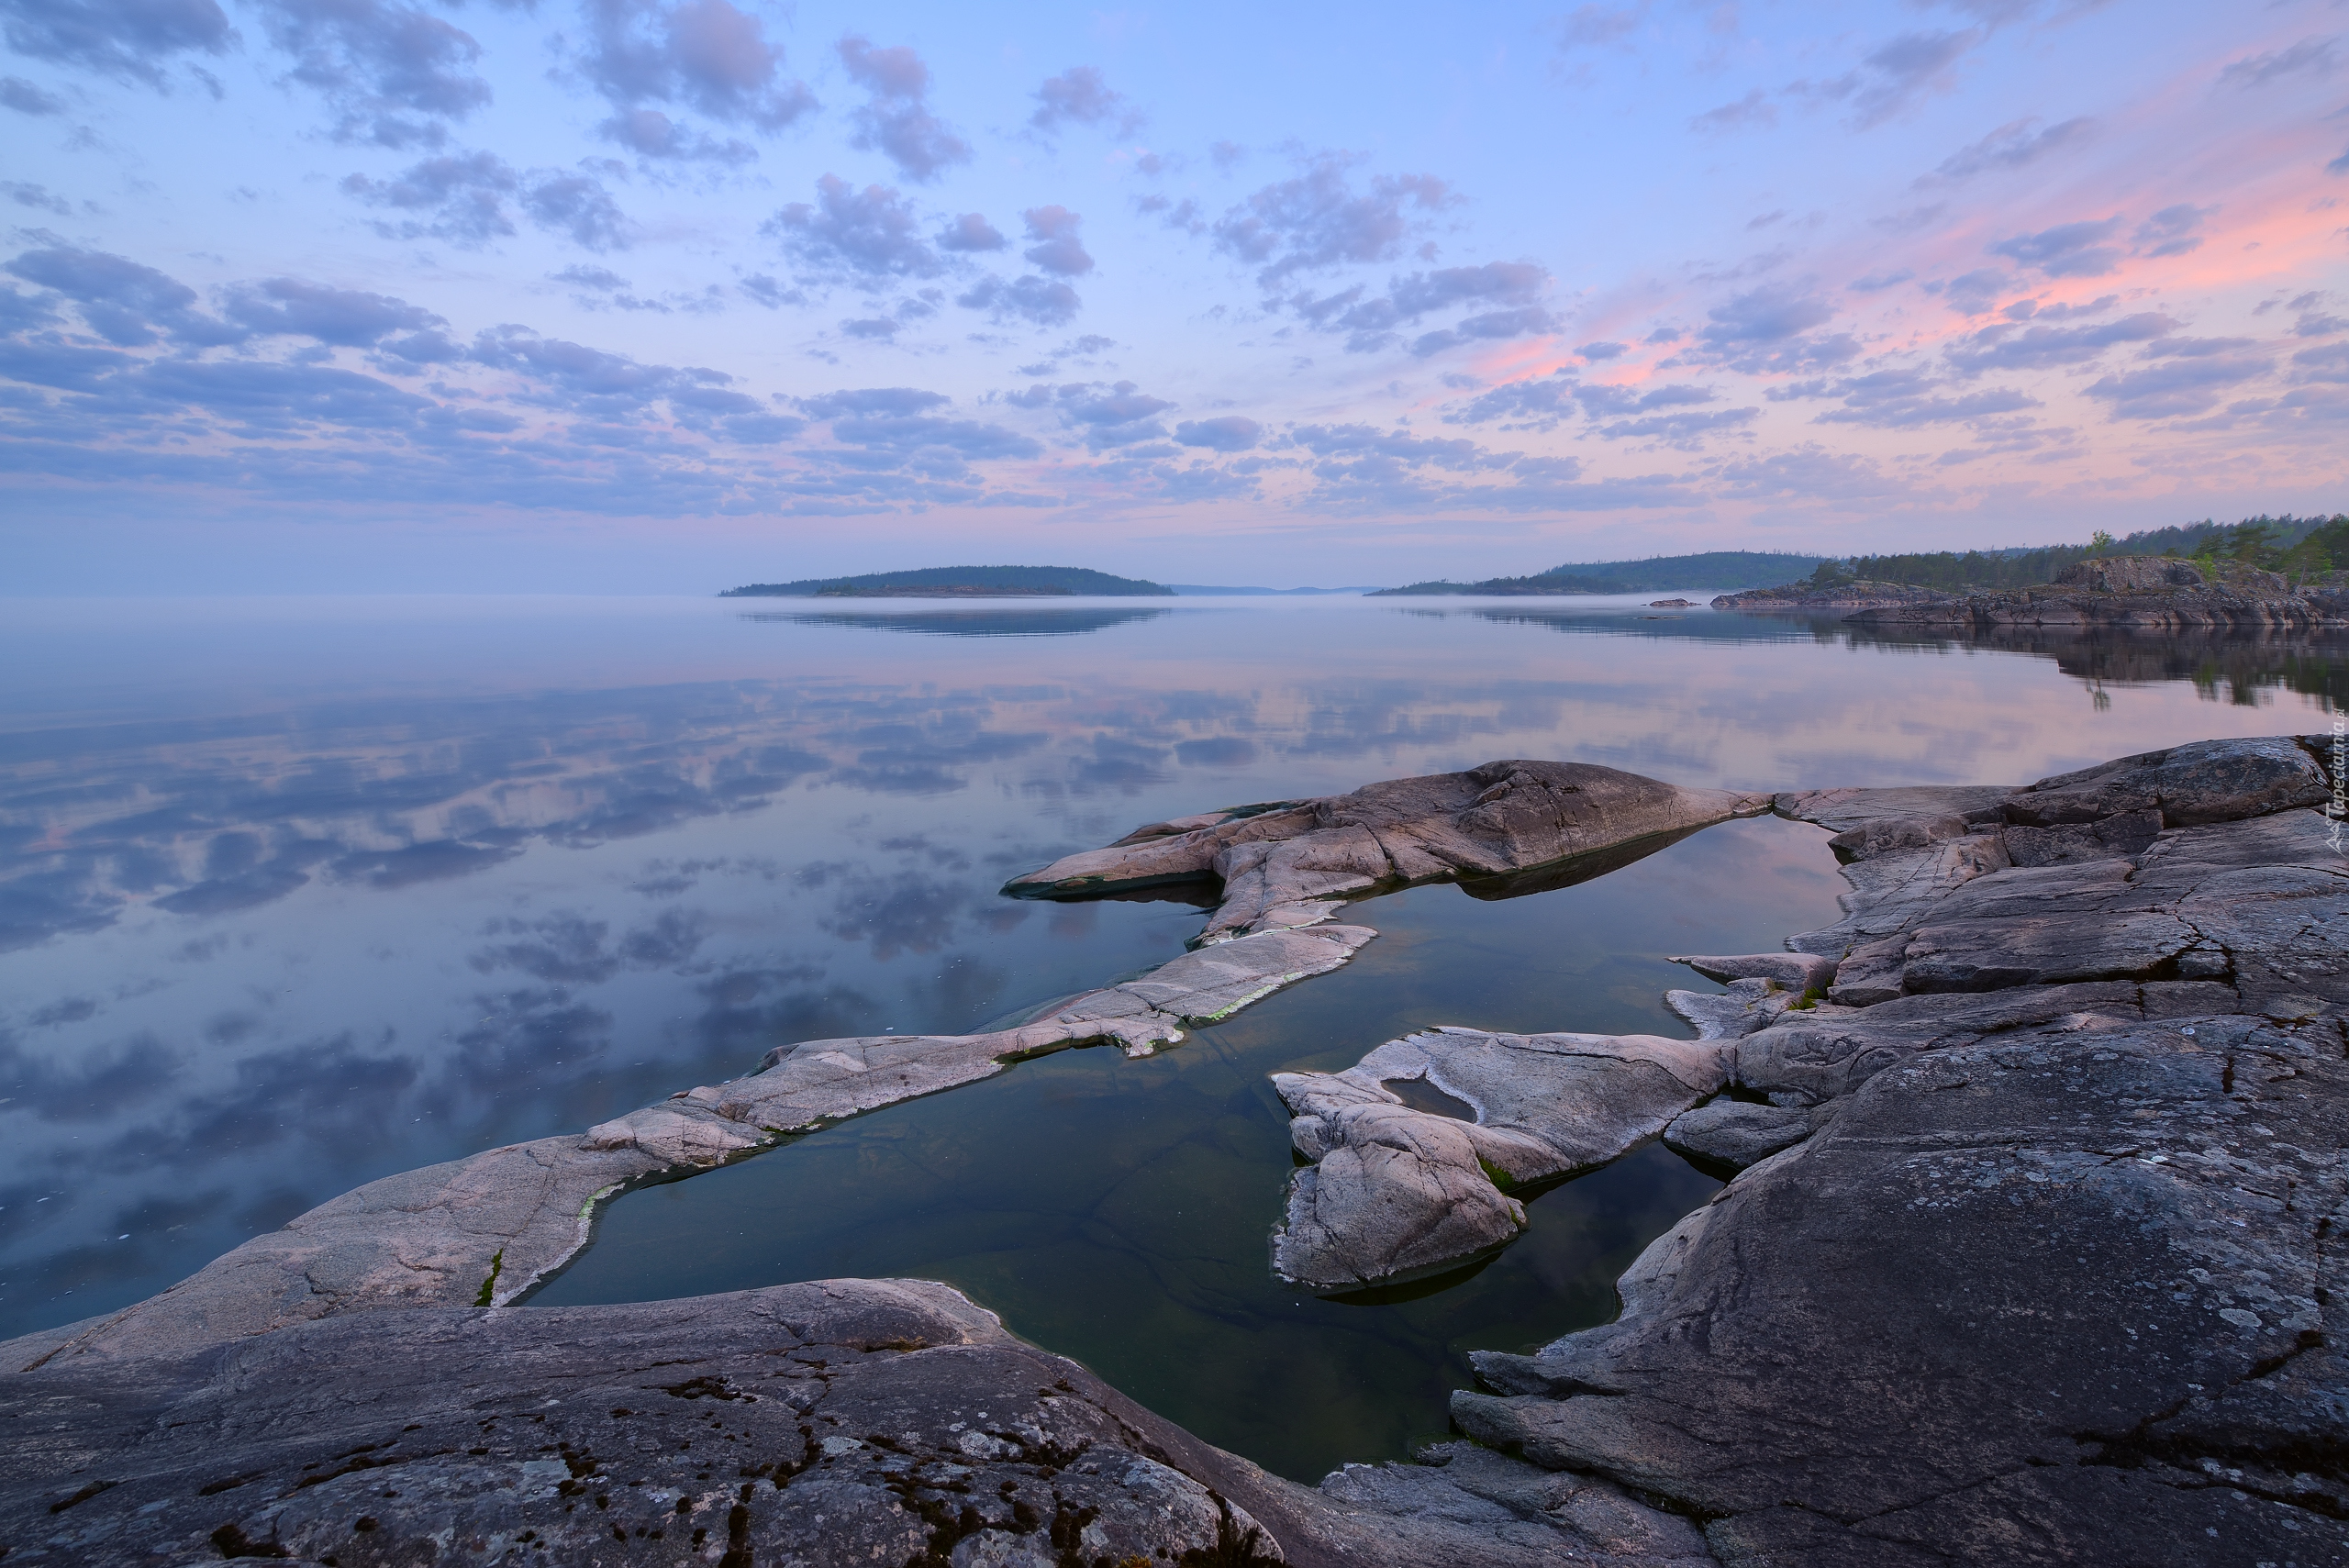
<box><xmin>2</xmin><ymin>0</ymin><xmax>2344</xmax><ymax>591</ymax></box>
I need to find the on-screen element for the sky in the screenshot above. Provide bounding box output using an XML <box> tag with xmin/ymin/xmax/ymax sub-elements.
<box><xmin>0</xmin><ymin>0</ymin><xmax>2345</xmax><ymax>593</ymax></box>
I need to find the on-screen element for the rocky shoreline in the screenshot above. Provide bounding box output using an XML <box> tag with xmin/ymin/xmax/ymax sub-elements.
<box><xmin>4</xmin><ymin>740</ymin><xmax>2343</xmax><ymax>1565</ymax></box>
<box><xmin>1716</xmin><ymin>554</ymin><xmax>2349</xmax><ymax>631</ymax></box>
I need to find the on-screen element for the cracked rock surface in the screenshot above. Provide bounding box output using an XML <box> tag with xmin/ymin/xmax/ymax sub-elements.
<box><xmin>1436</xmin><ymin>733</ymin><xmax>2349</xmax><ymax>1565</ymax></box>
<box><xmin>1004</xmin><ymin>758</ymin><xmax>1770</xmax><ymax>941</ymax></box>
<box><xmin>0</xmin><ymin>1277</ymin><xmax>1734</xmax><ymax>1568</ymax></box>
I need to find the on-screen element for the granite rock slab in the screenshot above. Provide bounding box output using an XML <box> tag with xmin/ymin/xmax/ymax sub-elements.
<box><xmin>1007</xmin><ymin>759</ymin><xmax>1771</xmax><ymax>941</ymax></box>
<box><xmin>0</xmin><ymin>1276</ymin><xmax>1715</xmax><ymax>1568</ymax></box>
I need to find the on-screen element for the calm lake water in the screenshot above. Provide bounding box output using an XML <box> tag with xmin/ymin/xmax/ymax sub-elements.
<box><xmin>3</xmin><ymin>594</ymin><xmax>2340</xmax><ymax>1475</ymax></box>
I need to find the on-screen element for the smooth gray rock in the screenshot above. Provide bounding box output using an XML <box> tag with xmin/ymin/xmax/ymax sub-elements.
<box><xmin>1008</xmin><ymin>759</ymin><xmax>1771</xmax><ymax>941</ymax></box>
<box><xmin>1664</xmin><ymin>978</ymin><xmax>1798</xmax><ymax>1040</ymax></box>
<box><xmin>1672</xmin><ymin>951</ymin><xmax>1838</xmax><ymax>995</ymax></box>
<box><xmin>1270</xmin><ymin>1029</ymin><xmax>1728</xmax><ymax>1288</ymax></box>
<box><xmin>1662</xmin><ymin>1099</ymin><xmax>1816</xmax><ymax>1172</ymax></box>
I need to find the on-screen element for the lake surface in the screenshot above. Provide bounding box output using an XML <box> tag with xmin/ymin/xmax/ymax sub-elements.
<box><xmin>3</xmin><ymin>594</ymin><xmax>2341</xmax><ymax>1474</ymax></box>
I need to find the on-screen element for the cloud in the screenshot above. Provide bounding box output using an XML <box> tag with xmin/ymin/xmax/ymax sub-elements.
<box><xmin>1292</xmin><ymin>260</ymin><xmax>1551</xmax><ymax>353</ymax></box>
<box><xmin>956</xmin><ymin>273</ymin><xmax>1078</xmax><ymax>327</ymax></box>
<box><xmin>340</xmin><ymin>152</ymin><xmax>629</xmax><ymax>250</ymax></box>
<box><xmin>800</xmin><ymin>385</ymin><xmax>1042</xmax><ymax>469</ymax></box>
<box><xmin>769</xmin><ymin>174</ymin><xmax>942</xmax><ymax>280</ymax></box>
<box><xmin>1926</xmin><ymin>116</ymin><xmax>2092</xmax><ymax>182</ymax></box>
<box><xmin>1173</xmin><ymin>415</ymin><xmax>1259</xmax><ymax>451</ymax></box>
<box><xmin>223</xmin><ymin>277</ymin><xmax>445</xmax><ymax>343</ymax></box>
<box><xmin>1690</xmin><ymin>88</ymin><xmax>1776</xmax><ymax>134</ymax></box>
<box><xmin>2003</xmin><ymin>293</ymin><xmax>2116</xmax><ymax>322</ymax></box>
<box><xmin>1011</xmin><ymin>379</ymin><xmax>1173</xmax><ymax>448</ymax></box>
<box><xmin>1698</xmin><ymin>283</ymin><xmax>1833</xmax><ymax>345</ymax></box>
<box><xmin>1577</xmin><ymin>339</ymin><xmax>1625</xmax><ymax>360</ymax></box>
<box><xmin>254</xmin><ymin>0</ymin><xmax>492</xmax><ymax>148</ymax></box>
<box><xmin>800</xmin><ymin>387</ymin><xmax>947</xmax><ymax>418</ymax></box>
<box><xmin>521</xmin><ymin>171</ymin><xmax>630</xmax><ymax>250</ymax></box>
<box><xmin>1020</xmin><ymin>206</ymin><xmax>1092</xmax><ymax>276</ymax></box>
<box><xmin>2132</xmin><ymin>203</ymin><xmax>2211</xmax><ymax>259</ymax></box>
<box><xmin>2293</xmin><ymin>341</ymin><xmax>2349</xmax><ymax>384</ymax></box>
<box><xmin>1850</xmin><ymin>269</ymin><xmax>1913</xmax><ymax>293</ymax></box>
<box><xmin>1588</xmin><ymin>405</ymin><xmax>1756</xmax><ymax>445</ymax></box>
<box><xmin>1839</xmin><ymin>28</ymin><xmax>1981</xmax><ymax>128</ymax></box>
<box><xmin>937</xmin><ymin>212</ymin><xmax>1003</xmax><ymax>252</ymax></box>
<box><xmin>1555</xmin><ymin>3</ymin><xmax>1642</xmax><ymax>50</ymax></box>
<box><xmin>1987</xmin><ymin>217</ymin><xmax>2121</xmax><ymax>277</ymax></box>
<box><xmin>2085</xmin><ymin>350</ymin><xmax>2272</xmax><ymax>419</ymax></box>
<box><xmin>1943</xmin><ymin>310</ymin><xmax>2177</xmax><ymax>374</ymax></box>
<box><xmin>1939</xmin><ymin>267</ymin><xmax>2009</xmax><ymax>314</ymax></box>
<box><xmin>597</xmin><ymin>108</ymin><xmax>751</xmax><ymax>163</ymax></box>
<box><xmin>1791</xmin><ymin>366</ymin><xmax>2043</xmax><ymax>428</ymax></box>
<box><xmin>1443</xmin><ymin>370</ymin><xmax>1578</xmax><ymax>431</ymax></box>
<box><xmin>1566</xmin><ymin>379</ymin><xmax>1753</xmax><ymax>444</ymax></box>
<box><xmin>0</xmin><ymin>0</ymin><xmax>231</xmax><ymax>89</ymax></box>
<box><xmin>1408</xmin><ymin>306</ymin><xmax>1558</xmax><ymax>358</ymax></box>
<box><xmin>4</xmin><ymin>179</ymin><xmax>71</xmax><ymax>213</ymax></box>
<box><xmin>838</xmin><ymin>34</ymin><xmax>969</xmax><ymax>183</ymax></box>
<box><xmin>1</xmin><ymin>74</ymin><xmax>69</xmax><ymax>113</ymax></box>
<box><xmin>1213</xmin><ymin>153</ymin><xmax>1457</xmax><ymax>285</ymax></box>
<box><xmin>1029</xmin><ymin>64</ymin><xmax>1137</xmax><ymax>138</ymax></box>
<box><xmin>2218</xmin><ymin>36</ymin><xmax>2337</xmax><ymax>90</ymax></box>
<box><xmin>579</xmin><ymin>0</ymin><xmax>814</xmax><ymax>159</ymax></box>
<box><xmin>4</xmin><ymin>239</ymin><xmax>236</xmax><ymax>345</ymax></box>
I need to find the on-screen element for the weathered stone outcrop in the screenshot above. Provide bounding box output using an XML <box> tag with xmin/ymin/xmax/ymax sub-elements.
<box><xmin>1431</xmin><ymin>732</ymin><xmax>2349</xmax><ymax>1565</ymax></box>
<box><xmin>1270</xmin><ymin>1028</ymin><xmax>1730</xmax><ymax>1288</ymax></box>
<box><xmin>1711</xmin><ymin>579</ymin><xmax>1957</xmax><ymax>612</ymax></box>
<box><xmin>0</xmin><ymin>1277</ymin><xmax>1747</xmax><ymax>1567</ymax></box>
<box><xmin>1846</xmin><ymin>557</ymin><xmax>2349</xmax><ymax>631</ymax></box>
<box><xmin>1005</xmin><ymin>759</ymin><xmax>1771</xmax><ymax>941</ymax></box>
<box><xmin>17</xmin><ymin>923</ymin><xmax>1373</xmax><ymax>1371</ymax></box>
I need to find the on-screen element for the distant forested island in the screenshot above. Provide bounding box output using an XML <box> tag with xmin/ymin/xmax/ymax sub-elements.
<box><xmin>1372</xmin><ymin>515</ymin><xmax>2349</xmax><ymax>597</ymax></box>
<box><xmin>721</xmin><ymin>565</ymin><xmax>1174</xmax><ymax>598</ymax></box>
<box><xmin>1374</xmin><ymin>551</ymin><xmax>1832</xmax><ymax>595</ymax></box>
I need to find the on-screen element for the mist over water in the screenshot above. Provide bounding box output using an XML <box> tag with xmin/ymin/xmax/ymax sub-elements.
<box><xmin>2</xmin><ymin>595</ymin><xmax>2336</xmax><ymax>1446</ymax></box>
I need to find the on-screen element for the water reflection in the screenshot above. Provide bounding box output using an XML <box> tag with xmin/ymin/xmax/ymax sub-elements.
<box><xmin>0</xmin><ymin>595</ymin><xmax>2337</xmax><ymax>1342</ymax></box>
<box><xmin>532</xmin><ymin>817</ymin><xmax>1844</xmax><ymax>1482</ymax></box>
<box><xmin>743</xmin><ymin>606</ymin><xmax>1174</xmax><ymax>638</ymax></box>
<box><xmin>1461</xmin><ymin>606</ymin><xmax>2349</xmax><ymax>711</ymax></box>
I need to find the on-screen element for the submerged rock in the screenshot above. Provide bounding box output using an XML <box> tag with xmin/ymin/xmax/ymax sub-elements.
<box><xmin>1005</xmin><ymin>759</ymin><xmax>1771</xmax><ymax>941</ymax></box>
<box><xmin>1269</xmin><ymin>1028</ymin><xmax>1729</xmax><ymax>1288</ymax></box>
